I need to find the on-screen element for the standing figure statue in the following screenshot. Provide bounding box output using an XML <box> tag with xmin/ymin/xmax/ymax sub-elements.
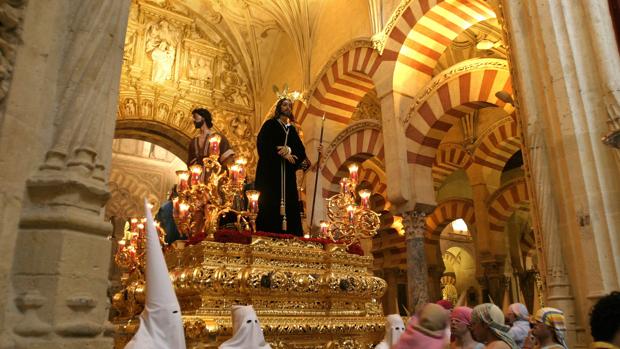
<box><xmin>254</xmin><ymin>98</ymin><xmax>310</xmax><ymax>236</ymax></box>
<box><xmin>146</xmin><ymin>20</ymin><xmax>177</xmax><ymax>83</ymax></box>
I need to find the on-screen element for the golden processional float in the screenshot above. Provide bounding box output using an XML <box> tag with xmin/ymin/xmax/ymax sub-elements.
<box><xmin>111</xmin><ymin>135</ymin><xmax>386</xmax><ymax>348</ymax></box>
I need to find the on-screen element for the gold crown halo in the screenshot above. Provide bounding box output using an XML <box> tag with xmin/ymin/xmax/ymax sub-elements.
<box><xmin>273</xmin><ymin>83</ymin><xmax>303</xmax><ymax>102</ymax></box>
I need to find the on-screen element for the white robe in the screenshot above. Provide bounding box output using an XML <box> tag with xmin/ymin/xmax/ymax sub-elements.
<box><xmin>125</xmin><ymin>200</ymin><xmax>186</xmax><ymax>349</ymax></box>
<box><xmin>375</xmin><ymin>314</ymin><xmax>406</xmax><ymax>349</ymax></box>
<box><xmin>219</xmin><ymin>305</ymin><xmax>271</xmax><ymax>349</ymax></box>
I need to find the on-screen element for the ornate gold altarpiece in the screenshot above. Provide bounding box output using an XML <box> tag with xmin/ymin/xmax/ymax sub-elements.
<box><xmin>112</xmin><ymin>236</ymin><xmax>386</xmax><ymax>348</ymax></box>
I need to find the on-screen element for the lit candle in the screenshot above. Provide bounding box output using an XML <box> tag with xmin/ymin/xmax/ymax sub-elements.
<box><xmin>320</xmin><ymin>220</ymin><xmax>329</xmax><ymax>236</ymax></box>
<box><xmin>339</xmin><ymin>178</ymin><xmax>350</xmax><ymax>194</ymax></box>
<box><xmin>137</xmin><ymin>222</ymin><xmax>145</xmax><ymax>236</ymax></box>
<box><xmin>179</xmin><ymin>202</ymin><xmax>190</xmax><ymax>218</ymax></box>
<box><xmin>346</xmin><ymin>205</ymin><xmax>356</xmax><ymax>224</ymax></box>
<box><xmin>348</xmin><ymin>163</ymin><xmax>359</xmax><ymax>185</ymax></box>
<box><xmin>176</xmin><ymin>170</ymin><xmax>190</xmax><ymax>191</ymax></box>
<box><xmin>246</xmin><ymin>190</ymin><xmax>260</xmax><ymax>214</ymax></box>
<box><xmin>229</xmin><ymin>164</ymin><xmax>240</xmax><ymax>185</ymax></box>
<box><xmin>235</xmin><ymin>157</ymin><xmax>247</xmax><ymax>183</ymax></box>
<box><xmin>189</xmin><ymin>164</ymin><xmax>202</xmax><ymax>186</ymax></box>
<box><xmin>209</xmin><ymin>134</ymin><xmax>221</xmax><ymax>157</ymax></box>
<box><xmin>358</xmin><ymin>189</ymin><xmax>371</xmax><ymax>209</ymax></box>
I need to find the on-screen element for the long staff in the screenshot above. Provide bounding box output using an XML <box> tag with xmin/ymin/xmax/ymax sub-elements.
<box><xmin>309</xmin><ymin>113</ymin><xmax>325</xmax><ymax>234</ymax></box>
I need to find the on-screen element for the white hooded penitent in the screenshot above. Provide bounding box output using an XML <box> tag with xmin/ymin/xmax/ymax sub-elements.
<box><xmin>219</xmin><ymin>305</ymin><xmax>271</xmax><ymax>349</ymax></box>
<box><xmin>375</xmin><ymin>314</ymin><xmax>405</xmax><ymax>349</ymax></box>
<box><xmin>125</xmin><ymin>199</ymin><xmax>186</xmax><ymax>349</ymax></box>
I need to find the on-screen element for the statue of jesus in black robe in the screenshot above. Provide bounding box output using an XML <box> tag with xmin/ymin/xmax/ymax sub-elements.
<box><xmin>254</xmin><ymin>98</ymin><xmax>310</xmax><ymax>236</ymax></box>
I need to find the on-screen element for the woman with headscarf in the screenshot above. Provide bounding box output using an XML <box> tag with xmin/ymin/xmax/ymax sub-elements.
<box><xmin>530</xmin><ymin>307</ymin><xmax>568</xmax><ymax>349</ymax></box>
<box><xmin>451</xmin><ymin>306</ymin><xmax>484</xmax><ymax>349</ymax></box>
<box><xmin>506</xmin><ymin>303</ymin><xmax>531</xmax><ymax>348</ymax></box>
<box><xmin>470</xmin><ymin>303</ymin><xmax>519</xmax><ymax>349</ymax></box>
<box><xmin>395</xmin><ymin>303</ymin><xmax>450</xmax><ymax>349</ymax></box>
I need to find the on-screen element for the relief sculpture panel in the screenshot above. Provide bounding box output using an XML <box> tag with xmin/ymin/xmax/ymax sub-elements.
<box><xmin>116</xmin><ymin>0</ymin><xmax>257</xmax><ymax>177</ymax></box>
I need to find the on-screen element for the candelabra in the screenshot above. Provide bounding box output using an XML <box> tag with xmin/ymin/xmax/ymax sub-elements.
<box><xmin>319</xmin><ymin>163</ymin><xmax>380</xmax><ymax>245</ymax></box>
<box><xmin>172</xmin><ymin>135</ymin><xmax>260</xmax><ymax>240</ymax></box>
<box><xmin>114</xmin><ymin>216</ymin><xmax>166</xmax><ymax>271</ymax></box>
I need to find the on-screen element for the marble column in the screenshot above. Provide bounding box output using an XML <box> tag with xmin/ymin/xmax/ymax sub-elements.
<box><xmin>0</xmin><ymin>1</ymin><xmax>130</xmax><ymax>348</ymax></box>
<box><xmin>403</xmin><ymin>210</ymin><xmax>429</xmax><ymax>311</ymax></box>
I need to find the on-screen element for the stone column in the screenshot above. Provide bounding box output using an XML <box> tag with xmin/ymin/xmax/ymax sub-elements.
<box><xmin>501</xmin><ymin>0</ymin><xmax>620</xmax><ymax>346</ymax></box>
<box><xmin>403</xmin><ymin>211</ymin><xmax>429</xmax><ymax>311</ymax></box>
<box><xmin>425</xmin><ymin>238</ymin><xmax>445</xmax><ymax>302</ymax></box>
<box><xmin>480</xmin><ymin>257</ymin><xmax>508</xmax><ymax>306</ymax></box>
<box><xmin>383</xmin><ymin>268</ymin><xmax>399</xmax><ymax>315</ymax></box>
<box><xmin>468</xmin><ymin>167</ymin><xmax>493</xmax><ymax>259</ymax></box>
<box><xmin>0</xmin><ymin>1</ymin><xmax>130</xmax><ymax>348</ymax></box>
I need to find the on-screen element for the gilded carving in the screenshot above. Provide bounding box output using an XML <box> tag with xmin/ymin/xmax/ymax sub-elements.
<box><xmin>141</xmin><ymin>99</ymin><xmax>153</xmax><ymax>117</ymax></box>
<box><xmin>117</xmin><ymin>0</ymin><xmax>257</xmax><ymax>175</ymax></box>
<box><xmin>145</xmin><ymin>19</ymin><xmax>180</xmax><ymax>83</ymax></box>
<box><xmin>123</xmin><ymin>98</ymin><xmax>137</xmax><ymax>117</ymax></box>
<box><xmin>157</xmin><ymin>103</ymin><xmax>170</xmax><ymax>119</ymax></box>
<box><xmin>113</xmin><ymin>237</ymin><xmax>386</xmax><ymax>347</ymax></box>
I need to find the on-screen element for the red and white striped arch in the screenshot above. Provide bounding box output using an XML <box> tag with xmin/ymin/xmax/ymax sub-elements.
<box><xmin>359</xmin><ymin>165</ymin><xmax>388</xmax><ymax>199</ymax></box>
<box><xmin>432</xmin><ymin>143</ymin><xmax>473</xmax><ymax>189</ymax></box>
<box><xmin>426</xmin><ymin>198</ymin><xmax>476</xmax><ymax>237</ymax></box>
<box><xmin>321</xmin><ymin>126</ymin><xmax>385</xmax><ymax>198</ymax></box>
<box><xmin>406</xmin><ymin>65</ymin><xmax>512</xmax><ymax>167</ymax></box>
<box><xmin>300</xmin><ymin>47</ymin><xmax>382</xmax><ymax>125</ymax></box>
<box><xmin>383</xmin><ymin>0</ymin><xmax>496</xmax><ymax>96</ymax></box>
<box><xmin>487</xmin><ymin>178</ymin><xmax>529</xmax><ymax>236</ymax></box>
<box><xmin>472</xmin><ymin>115</ymin><xmax>521</xmax><ymax>171</ymax></box>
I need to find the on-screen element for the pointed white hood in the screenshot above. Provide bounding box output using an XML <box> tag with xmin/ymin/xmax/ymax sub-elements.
<box><xmin>219</xmin><ymin>305</ymin><xmax>271</xmax><ymax>349</ymax></box>
<box><xmin>375</xmin><ymin>314</ymin><xmax>405</xmax><ymax>349</ymax></box>
<box><xmin>125</xmin><ymin>199</ymin><xmax>186</xmax><ymax>349</ymax></box>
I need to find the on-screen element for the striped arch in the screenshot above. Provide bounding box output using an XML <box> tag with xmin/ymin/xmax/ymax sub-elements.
<box><xmin>321</xmin><ymin>124</ymin><xmax>384</xmax><ymax>198</ymax></box>
<box><xmin>406</xmin><ymin>64</ymin><xmax>512</xmax><ymax>167</ymax></box>
<box><xmin>487</xmin><ymin>178</ymin><xmax>529</xmax><ymax>236</ymax></box>
<box><xmin>473</xmin><ymin>115</ymin><xmax>521</xmax><ymax>171</ymax></box>
<box><xmin>301</xmin><ymin>46</ymin><xmax>382</xmax><ymax>125</ymax></box>
<box><xmin>426</xmin><ymin>198</ymin><xmax>476</xmax><ymax>237</ymax></box>
<box><xmin>359</xmin><ymin>165</ymin><xmax>388</xmax><ymax>199</ymax></box>
<box><xmin>383</xmin><ymin>0</ymin><xmax>496</xmax><ymax>96</ymax></box>
<box><xmin>432</xmin><ymin>143</ymin><xmax>473</xmax><ymax>189</ymax></box>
